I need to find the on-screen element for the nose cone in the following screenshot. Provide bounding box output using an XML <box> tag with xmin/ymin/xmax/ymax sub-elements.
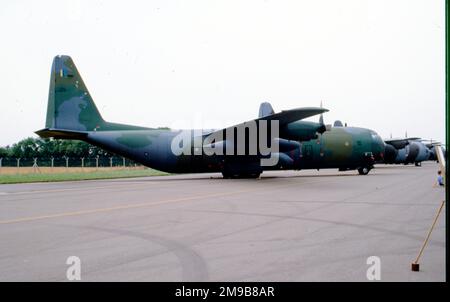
<box><xmin>370</xmin><ymin>132</ymin><xmax>385</xmax><ymax>161</ymax></box>
<box><xmin>384</xmin><ymin>144</ymin><xmax>398</xmax><ymax>163</ymax></box>
<box><xmin>406</xmin><ymin>142</ymin><xmax>420</xmax><ymax>163</ymax></box>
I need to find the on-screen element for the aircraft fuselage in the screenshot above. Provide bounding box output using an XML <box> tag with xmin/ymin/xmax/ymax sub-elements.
<box><xmin>82</xmin><ymin>125</ymin><xmax>384</xmax><ymax>175</ymax></box>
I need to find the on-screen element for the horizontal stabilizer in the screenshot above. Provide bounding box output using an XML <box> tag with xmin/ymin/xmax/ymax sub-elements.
<box><xmin>35</xmin><ymin>128</ymin><xmax>88</xmax><ymax>139</ymax></box>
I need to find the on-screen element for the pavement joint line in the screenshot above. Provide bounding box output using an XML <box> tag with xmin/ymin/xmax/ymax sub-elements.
<box><xmin>0</xmin><ymin>180</ymin><xmax>323</xmax><ymax>225</ymax></box>
<box><xmin>0</xmin><ymin>181</ymin><xmax>173</xmax><ymax>196</ymax></box>
<box><xmin>0</xmin><ymin>175</ymin><xmax>321</xmax><ymax>198</ymax></box>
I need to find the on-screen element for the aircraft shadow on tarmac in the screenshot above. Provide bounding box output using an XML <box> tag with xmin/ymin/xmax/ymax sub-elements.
<box><xmin>112</xmin><ymin>172</ymin><xmax>382</xmax><ymax>183</ymax></box>
<box><xmin>108</xmin><ymin>165</ymin><xmax>416</xmax><ymax>183</ymax></box>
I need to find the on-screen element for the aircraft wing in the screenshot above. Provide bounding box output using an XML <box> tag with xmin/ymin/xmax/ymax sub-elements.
<box><xmin>256</xmin><ymin>107</ymin><xmax>328</xmax><ymax>124</ymax></box>
<box><xmin>204</xmin><ymin>107</ymin><xmax>328</xmax><ymax>141</ymax></box>
<box><xmin>384</xmin><ymin>137</ymin><xmax>421</xmax><ymax>149</ymax></box>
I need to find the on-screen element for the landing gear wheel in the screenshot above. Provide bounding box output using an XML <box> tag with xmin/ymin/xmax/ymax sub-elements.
<box><xmin>358</xmin><ymin>166</ymin><xmax>370</xmax><ymax>175</ymax></box>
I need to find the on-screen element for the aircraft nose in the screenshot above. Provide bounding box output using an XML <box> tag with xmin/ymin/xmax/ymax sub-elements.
<box><xmin>384</xmin><ymin>144</ymin><xmax>397</xmax><ymax>163</ymax></box>
<box><xmin>371</xmin><ymin>133</ymin><xmax>385</xmax><ymax>161</ymax></box>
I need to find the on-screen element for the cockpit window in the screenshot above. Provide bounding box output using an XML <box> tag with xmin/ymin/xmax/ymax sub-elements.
<box><xmin>370</xmin><ymin>132</ymin><xmax>381</xmax><ymax>141</ymax></box>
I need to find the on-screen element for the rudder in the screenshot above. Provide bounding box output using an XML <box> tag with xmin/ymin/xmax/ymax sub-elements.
<box><xmin>45</xmin><ymin>55</ymin><xmax>104</xmax><ymax>131</ymax></box>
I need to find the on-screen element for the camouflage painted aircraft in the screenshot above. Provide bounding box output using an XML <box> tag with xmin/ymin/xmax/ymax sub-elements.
<box><xmin>422</xmin><ymin>140</ymin><xmax>446</xmax><ymax>162</ymax></box>
<box><xmin>383</xmin><ymin>137</ymin><xmax>435</xmax><ymax>166</ymax></box>
<box><xmin>36</xmin><ymin>55</ymin><xmax>385</xmax><ymax>178</ymax></box>
<box><xmin>301</xmin><ymin>117</ymin><xmax>385</xmax><ymax>175</ymax></box>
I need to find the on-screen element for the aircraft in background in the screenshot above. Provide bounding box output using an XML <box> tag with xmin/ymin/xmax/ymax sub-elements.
<box><xmin>421</xmin><ymin>140</ymin><xmax>446</xmax><ymax>162</ymax></box>
<box><xmin>382</xmin><ymin>137</ymin><xmax>444</xmax><ymax>166</ymax></box>
<box><xmin>36</xmin><ymin>55</ymin><xmax>385</xmax><ymax>178</ymax></box>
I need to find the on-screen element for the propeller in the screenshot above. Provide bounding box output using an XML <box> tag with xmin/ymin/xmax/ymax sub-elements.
<box><xmin>319</xmin><ymin>101</ymin><xmax>324</xmax><ymax>125</ymax></box>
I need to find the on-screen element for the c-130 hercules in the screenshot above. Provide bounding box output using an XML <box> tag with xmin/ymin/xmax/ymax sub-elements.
<box><xmin>36</xmin><ymin>55</ymin><xmax>385</xmax><ymax>178</ymax></box>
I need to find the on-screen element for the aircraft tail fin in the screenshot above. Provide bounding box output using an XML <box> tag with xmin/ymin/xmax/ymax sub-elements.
<box><xmin>44</xmin><ymin>55</ymin><xmax>105</xmax><ymax>132</ymax></box>
<box><xmin>36</xmin><ymin>55</ymin><xmax>151</xmax><ymax>139</ymax></box>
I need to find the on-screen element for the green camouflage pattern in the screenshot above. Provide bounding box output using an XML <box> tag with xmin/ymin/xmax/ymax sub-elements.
<box><xmin>36</xmin><ymin>55</ymin><xmax>385</xmax><ymax>177</ymax></box>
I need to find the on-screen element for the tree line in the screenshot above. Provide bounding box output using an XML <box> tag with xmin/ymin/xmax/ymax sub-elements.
<box><xmin>0</xmin><ymin>137</ymin><xmax>115</xmax><ymax>159</ymax></box>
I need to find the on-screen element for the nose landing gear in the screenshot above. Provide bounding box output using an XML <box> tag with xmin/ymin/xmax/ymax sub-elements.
<box><xmin>358</xmin><ymin>166</ymin><xmax>371</xmax><ymax>175</ymax></box>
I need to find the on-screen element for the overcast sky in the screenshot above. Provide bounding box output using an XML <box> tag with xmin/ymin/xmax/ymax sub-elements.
<box><xmin>0</xmin><ymin>0</ymin><xmax>445</xmax><ymax>146</ymax></box>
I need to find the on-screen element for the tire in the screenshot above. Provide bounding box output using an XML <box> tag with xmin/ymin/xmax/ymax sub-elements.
<box><xmin>415</xmin><ymin>162</ymin><xmax>421</xmax><ymax>167</ymax></box>
<box><xmin>358</xmin><ymin>166</ymin><xmax>370</xmax><ymax>175</ymax></box>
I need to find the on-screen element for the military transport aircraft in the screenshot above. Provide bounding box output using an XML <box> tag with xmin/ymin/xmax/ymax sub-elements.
<box><xmin>421</xmin><ymin>140</ymin><xmax>446</xmax><ymax>162</ymax></box>
<box><xmin>383</xmin><ymin>137</ymin><xmax>435</xmax><ymax>166</ymax></box>
<box><xmin>36</xmin><ymin>55</ymin><xmax>385</xmax><ymax>178</ymax></box>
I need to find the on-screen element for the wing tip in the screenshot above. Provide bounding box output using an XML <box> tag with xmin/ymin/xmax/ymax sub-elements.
<box><xmin>282</xmin><ymin>107</ymin><xmax>329</xmax><ymax>113</ymax></box>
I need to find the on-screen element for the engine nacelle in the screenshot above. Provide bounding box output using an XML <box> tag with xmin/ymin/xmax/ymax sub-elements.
<box><xmin>405</xmin><ymin>142</ymin><xmax>420</xmax><ymax>163</ymax></box>
<box><xmin>280</xmin><ymin>121</ymin><xmax>326</xmax><ymax>142</ymax></box>
<box><xmin>275</xmin><ymin>138</ymin><xmax>301</xmax><ymax>153</ymax></box>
